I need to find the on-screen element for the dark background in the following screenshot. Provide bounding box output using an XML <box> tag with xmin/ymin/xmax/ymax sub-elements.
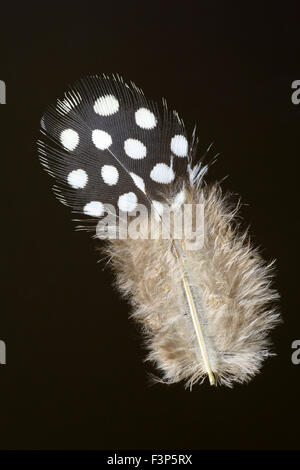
<box><xmin>0</xmin><ymin>1</ymin><xmax>299</xmax><ymax>450</ymax></box>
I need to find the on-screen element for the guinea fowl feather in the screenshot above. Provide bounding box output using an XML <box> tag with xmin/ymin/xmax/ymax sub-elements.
<box><xmin>38</xmin><ymin>74</ymin><xmax>280</xmax><ymax>387</ymax></box>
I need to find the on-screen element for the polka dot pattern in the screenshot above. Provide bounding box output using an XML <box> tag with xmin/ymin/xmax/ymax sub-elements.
<box><xmin>39</xmin><ymin>74</ymin><xmax>190</xmax><ymax>227</ymax></box>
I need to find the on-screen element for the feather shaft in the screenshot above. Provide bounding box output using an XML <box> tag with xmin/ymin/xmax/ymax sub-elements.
<box><xmin>172</xmin><ymin>239</ymin><xmax>216</xmax><ymax>385</ymax></box>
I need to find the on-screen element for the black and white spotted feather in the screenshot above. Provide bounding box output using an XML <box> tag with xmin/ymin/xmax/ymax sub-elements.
<box><xmin>38</xmin><ymin>74</ymin><xmax>279</xmax><ymax>388</ymax></box>
<box><xmin>38</xmin><ymin>74</ymin><xmax>194</xmax><ymax>228</ymax></box>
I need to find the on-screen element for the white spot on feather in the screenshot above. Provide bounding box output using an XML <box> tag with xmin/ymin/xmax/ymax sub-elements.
<box><xmin>83</xmin><ymin>201</ymin><xmax>104</xmax><ymax>217</ymax></box>
<box><xmin>135</xmin><ymin>108</ymin><xmax>157</xmax><ymax>129</ymax></box>
<box><xmin>67</xmin><ymin>169</ymin><xmax>88</xmax><ymax>189</ymax></box>
<box><xmin>92</xmin><ymin>130</ymin><xmax>112</xmax><ymax>150</ymax></box>
<box><xmin>94</xmin><ymin>95</ymin><xmax>119</xmax><ymax>116</ymax></box>
<box><xmin>171</xmin><ymin>135</ymin><xmax>188</xmax><ymax>157</ymax></box>
<box><xmin>150</xmin><ymin>163</ymin><xmax>175</xmax><ymax>184</ymax></box>
<box><xmin>101</xmin><ymin>165</ymin><xmax>119</xmax><ymax>186</ymax></box>
<box><xmin>124</xmin><ymin>138</ymin><xmax>147</xmax><ymax>159</ymax></box>
<box><xmin>118</xmin><ymin>192</ymin><xmax>138</xmax><ymax>212</ymax></box>
<box><xmin>60</xmin><ymin>129</ymin><xmax>79</xmax><ymax>151</ymax></box>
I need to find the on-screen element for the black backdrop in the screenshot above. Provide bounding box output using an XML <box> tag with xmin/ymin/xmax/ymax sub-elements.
<box><xmin>0</xmin><ymin>1</ymin><xmax>299</xmax><ymax>450</ymax></box>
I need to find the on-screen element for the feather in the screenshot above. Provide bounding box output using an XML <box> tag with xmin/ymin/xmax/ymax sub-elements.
<box><xmin>38</xmin><ymin>74</ymin><xmax>280</xmax><ymax>387</ymax></box>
